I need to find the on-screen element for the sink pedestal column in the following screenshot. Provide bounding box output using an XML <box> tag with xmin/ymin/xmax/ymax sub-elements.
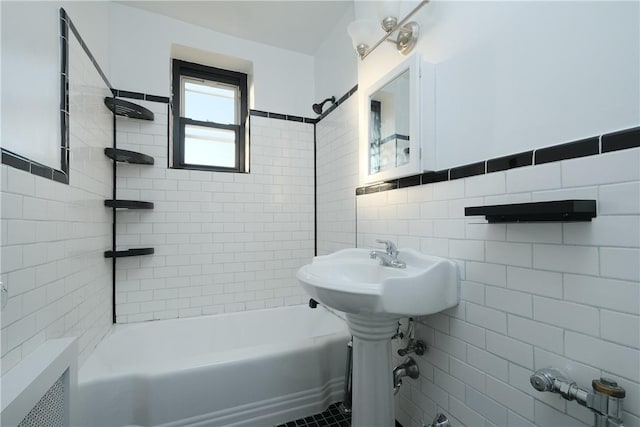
<box><xmin>346</xmin><ymin>314</ymin><xmax>398</xmax><ymax>427</ymax></box>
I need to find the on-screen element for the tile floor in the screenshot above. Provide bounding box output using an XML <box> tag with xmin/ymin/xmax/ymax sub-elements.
<box><xmin>276</xmin><ymin>402</ymin><xmax>351</xmax><ymax>427</ymax></box>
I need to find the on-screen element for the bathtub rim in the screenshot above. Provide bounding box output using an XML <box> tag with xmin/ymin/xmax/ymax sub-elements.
<box><xmin>79</xmin><ymin>304</ymin><xmax>349</xmax><ymax>384</ymax></box>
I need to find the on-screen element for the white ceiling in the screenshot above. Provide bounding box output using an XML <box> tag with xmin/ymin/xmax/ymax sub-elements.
<box><xmin>118</xmin><ymin>1</ymin><xmax>353</xmax><ymax>55</ymax></box>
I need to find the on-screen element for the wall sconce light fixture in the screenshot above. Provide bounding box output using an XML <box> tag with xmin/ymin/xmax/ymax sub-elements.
<box><xmin>348</xmin><ymin>0</ymin><xmax>429</xmax><ymax>60</ymax></box>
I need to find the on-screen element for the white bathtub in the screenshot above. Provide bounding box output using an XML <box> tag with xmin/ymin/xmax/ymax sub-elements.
<box><xmin>78</xmin><ymin>305</ymin><xmax>350</xmax><ymax>427</ymax></box>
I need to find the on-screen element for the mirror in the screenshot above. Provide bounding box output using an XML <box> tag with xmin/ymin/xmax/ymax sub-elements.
<box><xmin>361</xmin><ymin>54</ymin><xmax>434</xmax><ymax>184</ymax></box>
<box><xmin>369</xmin><ymin>69</ymin><xmax>411</xmax><ymax>175</ymax></box>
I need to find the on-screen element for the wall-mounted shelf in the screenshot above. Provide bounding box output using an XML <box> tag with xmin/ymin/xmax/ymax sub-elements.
<box><xmin>104</xmin><ymin>148</ymin><xmax>154</xmax><ymax>165</ymax></box>
<box><xmin>104</xmin><ymin>94</ymin><xmax>158</xmax><ymax>323</ymax></box>
<box><xmin>104</xmin><ymin>200</ymin><xmax>154</xmax><ymax>209</ymax></box>
<box><xmin>104</xmin><ymin>248</ymin><xmax>155</xmax><ymax>258</ymax></box>
<box><xmin>464</xmin><ymin>200</ymin><xmax>597</xmax><ymax>223</ymax></box>
<box><xmin>104</xmin><ymin>97</ymin><xmax>154</xmax><ymax>121</ymax></box>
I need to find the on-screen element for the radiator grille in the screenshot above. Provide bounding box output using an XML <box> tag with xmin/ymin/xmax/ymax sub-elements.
<box><xmin>17</xmin><ymin>374</ymin><xmax>65</xmax><ymax>427</ymax></box>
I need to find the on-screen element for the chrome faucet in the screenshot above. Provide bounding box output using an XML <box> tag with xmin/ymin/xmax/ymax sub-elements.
<box><xmin>370</xmin><ymin>239</ymin><xmax>406</xmax><ymax>268</ymax></box>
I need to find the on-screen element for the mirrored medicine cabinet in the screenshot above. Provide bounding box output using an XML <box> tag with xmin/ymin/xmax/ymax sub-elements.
<box><xmin>360</xmin><ymin>54</ymin><xmax>435</xmax><ymax>184</ymax></box>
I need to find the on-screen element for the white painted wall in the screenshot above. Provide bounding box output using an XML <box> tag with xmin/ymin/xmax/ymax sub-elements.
<box><xmin>108</xmin><ymin>3</ymin><xmax>315</xmax><ymax>117</ymax></box>
<box><xmin>313</xmin><ymin>3</ymin><xmax>358</xmax><ymax>103</ymax></box>
<box><xmin>1</xmin><ymin>1</ymin><xmax>110</xmax><ymax>169</ymax></box>
<box><xmin>356</xmin><ymin>1</ymin><xmax>640</xmax><ymax>170</ymax></box>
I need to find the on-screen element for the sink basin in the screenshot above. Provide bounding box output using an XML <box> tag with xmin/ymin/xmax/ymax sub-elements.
<box><xmin>296</xmin><ymin>248</ymin><xmax>459</xmax><ymax>317</ymax></box>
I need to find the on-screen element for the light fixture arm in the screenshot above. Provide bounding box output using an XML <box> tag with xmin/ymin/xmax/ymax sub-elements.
<box><xmin>358</xmin><ymin>0</ymin><xmax>429</xmax><ymax>60</ymax></box>
<box><xmin>384</xmin><ymin>22</ymin><xmax>419</xmax><ymax>46</ymax></box>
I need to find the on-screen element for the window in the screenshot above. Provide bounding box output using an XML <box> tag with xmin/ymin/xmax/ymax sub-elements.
<box><xmin>171</xmin><ymin>59</ymin><xmax>248</xmax><ymax>172</ymax></box>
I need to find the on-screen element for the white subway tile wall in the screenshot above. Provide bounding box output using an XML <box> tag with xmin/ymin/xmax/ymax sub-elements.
<box><xmin>357</xmin><ymin>148</ymin><xmax>640</xmax><ymax>426</ymax></box>
<box><xmin>315</xmin><ymin>96</ymin><xmax>358</xmax><ymax>255</ymax></box>
<box><xmin>113</xmin><ymin>106</ymin><xmax>314</xmax><ymax>322</ymax></box>
<box><xmin>0</xmin><ymin>34</ymin><xmax>113</xmax><ymax>373</ymax></box>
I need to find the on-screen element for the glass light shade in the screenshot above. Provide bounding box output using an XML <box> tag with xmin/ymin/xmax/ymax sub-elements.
<box><xmin>347</xmin><ymin>19</ymin><xmax>378</xmax><ymax>50</ymax></box>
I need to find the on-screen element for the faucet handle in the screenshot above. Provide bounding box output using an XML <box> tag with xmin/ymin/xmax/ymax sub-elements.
<box><xmin>375</xmin><ymin>239</ymin><xmax>398</xmax><ymax>257</ymax></box>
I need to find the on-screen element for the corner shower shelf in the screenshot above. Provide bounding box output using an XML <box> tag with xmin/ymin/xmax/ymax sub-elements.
<box><xmin>104</xmin><ymin>148</ymin><xmax>154</xmax><ymax>165</ymax></box>
<box><xmin>104</xmin><ymin>200</ymin><xmax>154</xmax><ymax>209</ymax></box>
<box><xmin>104</xmin><ymin>97</ymin><xmax>154</xmax><ymax>121</ymax></box>
<box><xmin>464</xmin><ymin>200</ymin><xmax>597</xmax><ymax>223</ymax></box>
<box><xmin>104</xmin><ymin>248</ymin><xmax>155</xmax><ymax>258</ymax></box>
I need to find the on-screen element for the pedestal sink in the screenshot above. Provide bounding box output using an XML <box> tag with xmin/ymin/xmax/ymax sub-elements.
<box><xmin>296</xmin><ymin>247</ymin><xmax>459</xmax><ymax>427</ymax></box>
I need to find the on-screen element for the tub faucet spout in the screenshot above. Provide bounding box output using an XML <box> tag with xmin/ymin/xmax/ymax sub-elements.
<box><xmin>393</xmin><ymin>357</ymin><xmax>419</xmax><ymax>394</ymax></box>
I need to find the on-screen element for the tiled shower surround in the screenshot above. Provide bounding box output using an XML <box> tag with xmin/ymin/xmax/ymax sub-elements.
<box><xmin>113</xmin><ymin>102</ymin><xmax>315</xmax><ymax>322</ymax></box>
<box><xmin>315</xmin><ymin>95</ymin><xmax>358</xmax><ymax>255</ymax></box>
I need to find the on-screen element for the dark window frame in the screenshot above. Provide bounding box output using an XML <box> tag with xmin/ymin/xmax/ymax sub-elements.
<box><xmin>171</xmin><ymin>59</ymin><xmax>248</xmax><ymax>172</ymax></box>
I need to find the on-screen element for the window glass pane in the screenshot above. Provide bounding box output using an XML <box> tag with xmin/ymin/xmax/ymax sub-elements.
<box><xmin>184</xmin><ymin>124</ymin><xmax>236</xmax><ymax>168</ymax></box>
<box><xmin>183</xmin><ymin>78</ymin><xmax>237</xmax><ymax>124</ymax></box>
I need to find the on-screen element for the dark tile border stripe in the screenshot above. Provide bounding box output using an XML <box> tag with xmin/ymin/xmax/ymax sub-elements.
<box><xmin>113</xmin><ymin>89</ymin><xmax>170</xmax><ymax>104</ymax></box>
<box><xmin>60</xmin><ymin>9</ymin><xmax>70</xmax><ymax>179</ymax></box>
<box><xmin>487</xmin><ymin>150</ymin><xmax>533</xmax><ymax>172</ymax></box>
<box><xmin>31</xmin><ymin>163</ymin><xmax>53</xmax><ymax>180</ymax></box>
<box><xmin>249</xmin><ymin>109</ymin><xmax>316</xmax><ymax>124</ymax></box>
<box><xmin>356</xmin><ymin>126</ymin><xmax>640</xmax><ymax>195</ymax></box>
<box><xmin>602</xmin><ymin>126</ymin><xmax>640</xmax><ymax>153</ymax></box>
<box><xmin>398</xmin><ymin>174</ymin><xmax>421</xmax><ymax>188</ymax></box>
<box><xmin>356</xmin><ymin>169</ymin><xmax>449</xmax><ymax>196</ymax></box>
<box><xmin>422</xmin><ymin>170</ymin><xmax>449</xmax><ymax>184</ymax></box>
<box><xmin>450</xmin><ymin>161</ymin><xmax>485</xmax><ymax>180</ymax></box>
<box><xmin>534</xmin><ymin>137</ymin><xmax>599</xmax><ymax>165</ymax></box>
<box><xmin>363</xmin><ymin>181</ymin><xmax>399</xmax><ymax>194</ymax></box>
<box><xmin>2</xmin><ymin>150</ymin><xmax>29</xmax><ymax>172</ymax></box>
<box><xmin>115</xmin><ymin>90</ymin><xmax>144</xmax><ymax>100</ymax></box>
<box><xmin>1</xmin><ymin>149</ymin><xmax>68</xmax><ymax>184</ymax></box>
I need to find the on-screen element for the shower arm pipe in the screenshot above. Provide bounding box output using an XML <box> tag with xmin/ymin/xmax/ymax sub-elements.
<box><xmin>313</xmin><ymin>96</ymin><xmax>336</xmax><ymax>114</ymax></box>
<box><xmin>360</xmin><ymin>0</ymin><xmax>429</xmax><ymax>60</ymax></box>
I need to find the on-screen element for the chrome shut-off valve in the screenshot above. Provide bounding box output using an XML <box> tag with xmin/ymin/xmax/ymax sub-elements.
<box><xmin>397</xmin><ymin>338</ymin><xmax>426</xmax><ymax>356</ymax></box>
<box><xmin>530</xmin><ymin>368</ymin><xmax>626</xmax><ymax>427</ymax></box>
